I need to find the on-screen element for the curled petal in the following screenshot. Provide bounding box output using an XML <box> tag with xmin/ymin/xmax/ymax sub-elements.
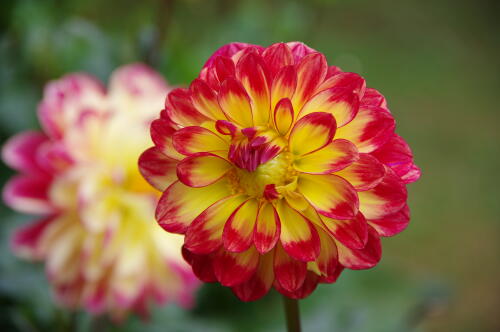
<box><xmin>262</xmin><ymin>43</ymin><xmax>293</xmax><ymax>78</ymax></box>
<box><xmin>368</xmin><ymin>204</ymin><xmax>410</xmax><ymax>237</ymax></box>
<box><xmin>274</xmin><ymin>243</ymin><xmax>307</xmax><ymax>292</ymax></box>
<box><xmin>314</xmin><ymin>227</ymin><xmax>339</xmax><ymax>280</ymax></box>
<box><xmin>172</xmin><ymin>126</ymin><xmax>227</xmax><ymax>156</ymax></box>
<box><xmin>273</xmin><ymin>98</ymin><xmax>294</xmax><ymax>136</ymax></box>
<box><xmin>150</xmin><ymin>118</ymin><xmax>184</xmax><ymax>160</ymax></box>
<box><xmin>361</xmin><ymin>88</ymin><xmax>387</xmax><ymax>108</ymax></box>
<box><xmin>3</xmin><ymin>175</ymin><xmax>53</xmax><ymax>214</ymax></box>
<box><xmin>254</xmin><ymin>202</ymin><xmax>281</xmax><ymax>254</ymax></box>
<box><xmin>218</xmin><ymin>78</ymin><xmax>254</xmax><ymax>127</ymax></box>
<box><xmin>203</xmin><ymin>43</ymin><xmax>257</xmax><ymax>69</ymax></box>
<box><xmin>182</xmin><ymin>247</ymin><xmax>216</xmax><ymax>282</ymax></box>
<box><xmin>276</xmin><ymin>200</ymin><xmax>320</xmax><ymax>262</ymax></box>
<box><xmin>214</xmin><ymin>56</ymin><xmax>236</xmax><ymax>83</ymax></box>
<box><xmin>335</xmin><ymin>153</ymin><xmax>386</xmax><ymax>191</ymax></box>
<box><xmin>274</xmin><ymin>271</ymin><xmax>319</xmax><ymax>300</ymax></box>
<box><xmin>236</xmin><ymin>52</ymin><xmax>271</xmax><ymax>125</ymax></box>
<box><xmin>271</xmin><ymin>65</ymin><xmax>297</xmax><ymax>110</ymax></box>
<box><xmin>336</xmin><ymin>226</ymin><xmax>382</xmax><ymax>270</ymax></box>
<box><xmin>176</xmin><ymin>152</ymin><xmax>232</xmax><ymax>188</ymax></box>
<box><xmin>286</xmin><ymin>42</ymin><xmax>318</xmax><ymax>63</ymax></box>
<box><xmin>232</xmin><ymin>252</ymin><xmax>274</xmax><ymax>301</ymax></box>
<box><xmin>166</xmin><ymin>88</ymin><xmax>210</xmax><ymax>126</ymax></box>
<box><xmin>292</xmin><ymin>53</ymin><xmax>327</xmax><ymax>111</ymax></box>
<box><xmin>322</xmin><ymin>213</ymin><xmax>368</xmax><ymax>250</ymax></box>
<box><xmin>317</xmin><ymin>72</ymin><xmax>366</xmax><ymax>98</ymax></box>
<box><xmin>298</xmin><ymin>174</ymin><xmax>359</xmax><ymax>220</ymax></box>
<box><xmin>293</xmin><ymin>139</ymin><xmax>358</xmax><ymax>174</ymax></box>
<box><xmin>138</xmin><ymin>147</ymin><xmax>178</xmax><ymax>191</ymax></box>
<box><xmin>223</xmin><ymin>199</ymin><xmax>259</xmax><ymax>253</ymax></box>
<box><xmin>289</xmin><ymin>112</ymin><xmax>336</xmax><ymax>156</ymax></box>
<box><xmin>213</xmin><ymin>247</ymin><xmax>260</xmax><ymax>287</ymax></box>
<box><xmin>336</xmin><ymin>105</ymin><xmax>395</xmax><ymax>153</ymax></box>
<box><xmin>358</xmin><ymin>167</ymin><xmax>407</xmax><ymax>220</ymax></box>
<box><xmin>299</xmin><ymin>87</ymin><xmax>360</xmax><ymax>127</ymax></box>
<box><xmin>184</xmin><ymin>194</ymin><xmax>248</xmax><ymax>254</ymax></box>
<box><xmin>189</xmin><ymin>79</ymin><xmax>226</xmax><ymax>119</ymax></box>
<box><xmin>156</xmin><ymin>180</ymin><xmax>232</xmax><ymax>234</ymax></box>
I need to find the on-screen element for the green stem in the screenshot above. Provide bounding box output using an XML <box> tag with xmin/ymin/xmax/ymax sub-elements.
<box><xmin>283</xmin><ymin>296</ymin><xmax>301</xmax><ymax>332</ymax></box>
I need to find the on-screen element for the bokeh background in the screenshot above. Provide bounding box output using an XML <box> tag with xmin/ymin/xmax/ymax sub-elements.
<box><xmin>1</xmin><ymin>0</ymin><xmax>499</xmax><ymax>331</ymax></box>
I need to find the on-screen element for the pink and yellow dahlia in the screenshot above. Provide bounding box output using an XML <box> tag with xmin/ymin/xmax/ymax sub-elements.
<box><xmin>139</xmin><ymin>42</ymin><xmax>421</xmax><ymax>301</ymax></box>
<box><xmin>2</xmin><ymin>64</ymin><xmax>198</xmax><ymax>320</ymax></box>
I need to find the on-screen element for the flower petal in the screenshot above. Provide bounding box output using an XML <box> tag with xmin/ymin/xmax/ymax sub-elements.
<box><xmin>11</xmin><ymin>216</ymin><xmax>54</xmax><ymax>259</ymax></box>
<box><xmin>172</xmin><ymin>126</ymin><xmax>228</xmax><ymax>156</ymax></box>
<box><xmin>182</xmin><ymin>246</ymin><xmax>216</xmax><ymax>282</ymax></box>
<box><xmin>231</xmin><ymin>252</ymin><xmax>274</xmax><ymax>301</ymax></box>
<box><xmin>298</xmin><ymin>173</ymin><xmax>359</xmax><ymax>220</ymax></box>
<box><xmin>293</xmin><ymin>139</ymin><xmax>358</xmax><ymax>174</ymax></box>
<box><xmin>214</xmin><ymin>56</ymin><xmax>236</xmax><ymax>84</ymax></box>
<box><xmin>203</xmin><ymin>43</ymin><xmax>257</xmax><ymax>69</ymax></box>
<box><xmin>236</xmin><ymin>52</ymin><xmax>271</xmax><ymax>125</ymax></box>
<box><xmin>317</xmin><ymin>72</ymin><xmax>366</xmax><ymax>97</ymax></box>
<box><xmin>276</xmin><ymin>200</ymin><xmax>320</xmax><ymax>262</ymax></box>
<box><xmin>273</xmin><ymin>98</ymin><xmax>294</xmax><ymax>136</ymax></box>
<box><xmin>109</xmin><ymin>63</ymin><xmax>168</xmax><ymax>98</ymax></box>
<box><xmin>368</xmin><ymin>204</ymin><xmax>410</xmax><ymax>237</ymax></box>
<box><xmin>213</xmin><ymin>247</ymin><xmax>260</xmax><ymax>287</ymax></box>
<box><xmin>176</xmin><ymin>152</ymin><xmax>232</xmax><ymax>188</ymax></box>
<box><xmin>286</xmin><ymin>42</ymin><xmax>318</xmax><ymax>63</ymax></box>
<box><xmin>271</xmin><ymin>65</ymin><xmax>297</xmax><ymax>110</ymax></box>
<box><xmin>274</xmin><ymin>271</ymin><xmax>319</xmax><ymax>299</ymax></box>
<box><xmin>288</xmin><ymin>112</ymin><xmax>336</xmax><ymax>156</ymax></box>
<box><xmin>335</xmin><ymin>153</ymin><xmax>386</xmax><ymax>191</ymax></box>
<box><xmin>262</xmin><ymin>43</ymin><xmax>293</xmax><ymax>78</ymax></box>
<box><xmin>314</xmin><ymin>227</ymin><xmax>339</xmax><ymax>281</ymax></box>
<box><xmin>189</xmin><ymin>78</ymin><xmax>226</xmax><ymax>119</ymax></box>
<box><xmin>361</xmin><ymin>88</ymin><xmax>387</xmax><ymax>108</ymax></box>
<box><xmin>292</xmin><ymin>53</ymin><xmax>327</xmax><ymax>111</ymax></box>
<box><xmin>223</xmin><ymin>199</ymin><xmax>259</xmax><ymax>253</ymax></box>
<box><xmin>184</xmin><ymin>194</ymin><xmax>248</xmax><ymax>254</ymax></box>
<box><xmin>166</xmin><ymin>88</ymin><xmax>210</xmax><ymax>126</ymax></box>
<box><xmin>3</xmin><ymin>175</ymin><xmax>53</xmax><ymax>214</ymax></box>
<box><xmin>138</xmin><ymin>147</ymin><xmax>178</xmax><ymax>191</ymax></box>
<box><xmin>156</xmin><ymin>180</ymin><xmax>233</xmax><ymax>234</ymax></box>
<box><xmin>358</xmin><ymin>167</ymin><xmax>407</xmax><ymax>219</ymax></box>
<box><xmin>299</xmin><ymin>87</ymin><xmax>360</xmax><ymax>127</ymax></box>
<box><xmin>274</xmin><ymin>243</ymin><xmax>307</xmax><ymax>292</ymax></box>
<box><xmin>150</xmin><ymin>118</ymin><xmax>184</xmax><ymax>160</ymax></box>
<box><xmin>2</xmin><ymin>131</ymin><xmax>48</xmax><ymax>174</ymax></box>
<box><xmin>322</xmin><ymin>213</ymin><xmax>368</xmax><ymax>249</ymax></box>
<box><xmin>253</xmin><ymin>202</ymin><xmax>281</xmax><ymax>254</ymax></box>
<box><xmin>336</xmin><ymin>225</ymin><xmax>381</xmax><ymax>270</ymax></box>
<box><xmin>335</xmin><ymin>105</ymin><xmax>395</xmax><ymax>153</ymax></box>
<box><xmin>218</xmin><ymin>78</ymin><xmax>254</xmax><ymax>127</ymax></box>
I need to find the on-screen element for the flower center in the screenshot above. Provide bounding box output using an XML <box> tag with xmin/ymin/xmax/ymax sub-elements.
<box><xmin>228</xmin><ymin>152</ymin><xmax>296</xmax><ymax>199</ymax></box>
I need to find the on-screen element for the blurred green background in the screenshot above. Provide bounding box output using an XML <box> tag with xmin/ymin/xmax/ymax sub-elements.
<box><xmin>1</xmin><ymin>0</ymin><xmax>499</xmax><ymax>331</ymax></box>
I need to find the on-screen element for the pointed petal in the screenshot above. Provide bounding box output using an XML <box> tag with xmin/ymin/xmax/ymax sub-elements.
<box><xmin>322</xmin><ymin>213</ymin><xmax>368</xmax><ymax>249</ymax></box>
<box><xmin>274</xmin><ymin>271</ymin><xmax>319</xmax><ymax>299</ymax></box>
<box><xmin>299</xmin><ymin>87</ymin><xmax>360</xmax><ymax>127</ymax></box>
<box><xmin>189</xmin><ymin>78</ymin><xmax>226</xmax><ymax>120</ymax></box>
<box><xmin>293</xmin><ymin>139</ymin><xmax>358</xmax><ymax>174</ymax></box>
<box><xmin>335</xmin><ymin>153</ymin><xmax>386</xmax><ymax>191</ymax></box>
<box><xmin>289</xmin><ymin>112</ymin><xmax>336</xmax><ymax>156</ymax></box>
<box><xmin>166</xmin><ymin>88</ymin><xmax>210</xmax><ymax>126</ymax></box>
<box><xmin>172</xmin><ymin>126</ymin><xmax>228</xmax><ymax>156</ymax></box>
<box><xmin>218</xmin><ymin>78</ymin><xmax>254</xmax><ymax>127</ymax></box>
<box><xmin>203</xmin><ymin>43</ymin><xmax>256</xmax><ymax>69</ymax></box>
<box><xmin>286</xmin><ymin>42</ymin><xmax>318</xmax><ymax>63</ymax></box>
<box><xmin>214</xmin><ymin>56</ymin><xmax>236</xmax><ymax>83</ymax></box>
<box><xmin>150</xmin><ymin>118</ymin><xmax>184</xmax><ymax>160</ymax></box>
<box><xmin>2</xmin><ymin>131</ymin><xmax>48</xmax><ymax>174</ymax></box>
<box><xmin>271</xmin><ymin>66</ymin><xmax>297</xmax><ymax>110</ymax></box>
<box><xmin>298</xmin><ymin>174</ymin><xmax>359</xmax><ymax>220</ymax></box>
<box><xmin>276</xmin><ymin>200</ymin><xmax>320</xmax><ymax>262</ymax></box>
<box><xmin>274</xmin><ymin>243</ymin><xmax>307</xmax><ymax>292</ymax></box>
<box><xmin>223</xmin><ymin>199</ymin><xmax>259</xmax><ymax>252</ymax></box>
<box><xmin>11</xmin><ymin>216</ymin><xmax>54</xmax><ymax>259</ymax></box>
<box><xmin>236</xmin><ymin>52</ymin><xmax>271</xmax><ymax>125</ymax></box>
<box><xmin>315</xmin><ymin>227</ymin><xmax>339</xmax><ymax>280</ymax></box>
<box><xmin>3</xmin><ymin>176</ymin><xmax>53</xmax><ymax>214</ymax></box>
<box><xmin>176</xmin><ymin>152</ymin><xmax>231</xmax><ymax>188</ymax></box>
<box><xmin>317</xmin><ymin>72</ymin><xmax>366</xmax><ymax>98</ymax></box>
<box><xmin>336</xmin><ymin>225</ymin><xmax>381</xmax><ymax>269</ymax></box>
<box><xmin>336</xmin><ymin>105</ymin><xmax>395</xmax><ymax>153</ymax></box>
<box><xmin>358</xmin><ymin>167</ymin><xmax>407</xmax><ymax>219</ymax></box>
<box><xmin>182</xmin><ymin>247</ymin><xmax>216</xmax><ymax>282</ymax></box>
<box><xmin>184</xmin><ymin>194</ymin><xmax>248</xmax><ymax>254</ymax></box>
<box><xmin>232</xmin><ymin>252</ymin><xmax>274</xmax><ymax>301</ymax></box>
<box><xmin>156</xmin><ymin>180</ymin><xmax>233</xmax><ymax>234</ymax></box>
<box><xmin>254</xmin><ymin>202</ymin><xmax>281</xmax><ymax>254</ymax></box>
<box><xmin>361</xmin><ymin>88</ymin><xmax>387</xmax><ymax>108</ymax></box>
<box><xmin>213</xmin><ymin>247</ymin><xmax>260</xmax><ymax>287</ymax></box>
<box><xmin>291</xmin><ymin>53</ymin><xmax>327</xmax><ymax>111</ymax></box>
<box><xmin>369</xmin><ymin>204</ymin><xmax>410</xmax><ymax>237</ymax></box>
<box><xmin>273</xmin><ymin>98</ymin><xmax>294</xmax><ymax>136</ymax></box>
<box><xmin>262</xmin><ymin>43</ymin><xmax>294</xmax><ymax>78</ymax></box>
<box><xmin>138</xmin><ymin>147</ymin><xmax>178</xmax><ymax>191</ymax></box>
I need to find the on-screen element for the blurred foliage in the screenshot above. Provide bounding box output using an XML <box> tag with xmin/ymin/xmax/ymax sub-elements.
<box><xmin>0</xmin><ymin>0</ymin><xmax>499</xmax><ymax>331</ymax></box>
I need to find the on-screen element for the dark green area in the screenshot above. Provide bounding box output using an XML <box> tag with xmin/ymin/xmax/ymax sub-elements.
<box><xmin>0</xmin><ymin>0</ymin><xmax>499</xmax><ymax>331</ymax></box>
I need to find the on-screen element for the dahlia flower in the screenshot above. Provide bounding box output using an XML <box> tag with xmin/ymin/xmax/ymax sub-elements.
<box><xmin>139</xmin><ymin>42</ymin><xmax>420</xmax><ymax>301</ymax></box>
<box><xmin>2</xmin><ymin>64</ymin><xmax>198</xmax><ymax>320</ymax></box>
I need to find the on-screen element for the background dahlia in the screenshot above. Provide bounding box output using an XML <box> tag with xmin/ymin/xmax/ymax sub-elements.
<box><xmin>2</xmin><ymin>64</ymin><xmax>198</xmax><ymax>320</ymax></box>
<box><xmin>139</xmin><ymin>42</ymin><xmax>420</xmax><ymax>302</ymax></box>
